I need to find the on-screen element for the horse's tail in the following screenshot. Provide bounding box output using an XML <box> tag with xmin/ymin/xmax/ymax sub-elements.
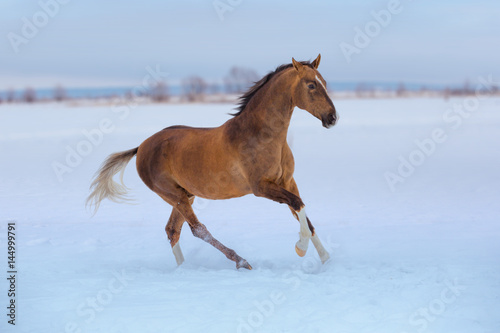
<box><xmin>86</xmin><ymin>147</ymin><xmax>139</xmax><ymax>214</ymax></box>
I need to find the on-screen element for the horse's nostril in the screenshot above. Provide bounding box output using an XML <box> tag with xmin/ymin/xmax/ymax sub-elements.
<box><xmin>322</xmin><ymin>113</ymin><xmax>337</xmax><ymax>128</ymax></box>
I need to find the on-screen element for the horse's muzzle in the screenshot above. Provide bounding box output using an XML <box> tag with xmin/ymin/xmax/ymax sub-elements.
<box><xmin>322</xmin><ymin>112</ymin><xmax>338</xmax><ymax>128</ymax></box>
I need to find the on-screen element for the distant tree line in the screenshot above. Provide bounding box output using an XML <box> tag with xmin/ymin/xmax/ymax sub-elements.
<box><xmin>351</xmin><ymin>80</ymin><xmax>500</xmax><ymax>99</ymax></box>
<box><xmin>2</xmin><ymin>74</ymin><xmax>498</xmax><ymax>104</ymax></box>
<box><xmin>0</xmin><ymin>66</ymin><xmax>259</xmax><ymax>104</ymax></box>
<box><xmin>179</xmin><ymin>66</ymin><xmax>258</xmax><ymax>102</ymax></box>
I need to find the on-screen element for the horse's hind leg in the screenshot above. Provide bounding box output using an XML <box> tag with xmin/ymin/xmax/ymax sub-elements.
<box><xmin>160</xmin><ymin>190</ymin><xmax>252</xmax><ymax>270</ymax></box>
<box><xmin>165</xmin><ymin>208</ymin><xmax>186</xmax><ymax>265</ymax></box>
<box><xmin>180</xmin><ymin>201</ymin><xmax>252</xmax><ymax>270</ymax></box>
<box><xmin>165</xmin><ymin>196</ymin><xmax>195</xmax><ymax>265</ymax></box>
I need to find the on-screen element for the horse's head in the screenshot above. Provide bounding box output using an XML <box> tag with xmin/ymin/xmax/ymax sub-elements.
<box><xmin>291</xmin><ymin>54</ymin><xmax>338</xmax><ymax>128</ymax></box>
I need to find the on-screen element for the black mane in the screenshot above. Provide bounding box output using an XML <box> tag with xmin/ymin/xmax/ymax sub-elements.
<box><xmin>231</xmin><ymin>61</ymin><xmax>313</xmax><ymax>117</ymax></box>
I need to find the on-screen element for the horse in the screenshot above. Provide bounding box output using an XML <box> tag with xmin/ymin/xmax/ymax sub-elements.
<box><xmin>86</xmin><ymin>54</ymin><xmax>338</xmax><ymax>270</ymax></box>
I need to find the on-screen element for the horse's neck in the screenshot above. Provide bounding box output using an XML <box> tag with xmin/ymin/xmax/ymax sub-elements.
<box><xmin>229</xmin><ymin>73</ymin><xmax>294</xmax><ymax>143</ymax></box>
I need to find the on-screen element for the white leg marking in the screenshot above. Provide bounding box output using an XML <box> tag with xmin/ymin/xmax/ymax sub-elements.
<box><xmin>172</xmin><ymin>242</ymin><xmax>184</xmax><ymax>266</ymax></box>
<box><xmin>295</xmin><ymin>208</ymin><xmax>312</xmax><ymax>256</ymax></box>
<box><xmin>311</xmin><ymin>234</ymin><xmax>330</xmax><ymax>264</ymax></box>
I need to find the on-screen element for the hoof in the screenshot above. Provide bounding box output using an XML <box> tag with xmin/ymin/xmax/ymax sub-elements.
<box><xmin>295</xmin><ymin>238</ymin><xmax>309</xmax><ymax>257</ymax></box>
<box><xmin>175</xmin><ymin>257</ymin><xmax>185</xmax><ymax>266</ymax></box>
<box><xmin>320</xmin><ymin>251</ymin><xmax>330</xmax><ymax>264</ymax></box>
<box><xmin>295</xmin><ymin>244</ymin><xmax>306</xmax><ymax>257</ymax></box>
<box><xmin>236</xmin><ymin>259</ymin><xmax>252</xmax><ymax>270</ymax></box>
<box><xmin>172</xmin><ymin>243</ymin><xmax>185</xmax><ymax>266</ymax></box>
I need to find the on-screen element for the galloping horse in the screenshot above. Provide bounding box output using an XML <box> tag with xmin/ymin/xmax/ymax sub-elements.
<box><xmin>87</xmin><ymin>54</ymin><xmax>338</xmax><ymax>269</ymax></box>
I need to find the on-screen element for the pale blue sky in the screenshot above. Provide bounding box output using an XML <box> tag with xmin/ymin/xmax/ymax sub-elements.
<box><xmin>1</xmin><ymin>0</ymin><xmax>499</xmax><ymax>89</ymax></box>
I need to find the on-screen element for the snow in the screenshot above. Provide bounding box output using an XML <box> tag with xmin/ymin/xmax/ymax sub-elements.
<box><xmin>1</xmin><ymin>97</ymin><xmax>499</xmax><ymax>332</ymax></box>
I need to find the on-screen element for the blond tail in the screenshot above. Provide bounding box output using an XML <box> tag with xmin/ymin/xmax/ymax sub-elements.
<box><xmin>86</xmin><ymin>147</ymin><xmax>138</xmax><ymax>214</ymax></box>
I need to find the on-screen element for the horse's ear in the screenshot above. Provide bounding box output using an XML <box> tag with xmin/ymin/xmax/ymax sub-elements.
<box><xmin>292</xmin><ymin>58</ymin><xmax>303</xmax><ymax>71</ymax></box>
<box><xmin>311</xmin><ymin>54</ymin><xmax>321</xmax><ymax>69</ymax></box>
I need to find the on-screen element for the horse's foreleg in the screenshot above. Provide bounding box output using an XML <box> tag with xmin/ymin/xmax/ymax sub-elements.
<box><xmin>310</xmin><ymin>228</ymin><xmax>330</xmax><ymax>263</ymax></box>
<box><xmin>253</xmin><ymin>180</ymin><xmax>305</xmax><ymax>210</ymax></box>
<box><xmin>294</xmin><ymin>208</ymin><xmax>312</xmax><ymax>257</ymax></box>
<box><xmin>284</xmin><ymin>179</ymin><xmax>330</xmax><ymax>263</ymax></box>
<box><xmin>253</xmin><ymin>180</ymin><xmax>313</xmax><ymax>256</ymax></box>
<box><xmin>289</xmin><ymin>206</ymin><xmax>330</xmax><ymax>263</ymax></box>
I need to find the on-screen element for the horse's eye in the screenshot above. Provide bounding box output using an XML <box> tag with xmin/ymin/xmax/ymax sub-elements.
<box><xmin>308</xmin><ymin>83</ymin><xmax>316</xmax><ymax>89</ymax></box>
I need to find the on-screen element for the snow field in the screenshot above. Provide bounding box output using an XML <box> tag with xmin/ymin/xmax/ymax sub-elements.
<box><xmin>0</xmin><ymin>97</ymin><xmax>499</xmax><ymax>332</ymax></box>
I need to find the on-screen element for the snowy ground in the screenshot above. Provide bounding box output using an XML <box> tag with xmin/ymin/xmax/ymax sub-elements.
<box><xmin>1</xmin><ymin>97</ymin><xmax>499</xmax><ymax>333</ymax></box>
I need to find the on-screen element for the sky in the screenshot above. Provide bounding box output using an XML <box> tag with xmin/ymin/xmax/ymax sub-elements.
<box><xmin>1</xmin><ymin>0</ymin><xmax>499</xmax><ymax>89</ymax></box>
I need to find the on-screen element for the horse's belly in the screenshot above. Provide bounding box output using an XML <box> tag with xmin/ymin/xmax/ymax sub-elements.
<box><xmin>177</xmin><ymin>164</ymin><xmax>251</xmax><ymax>200</ymax></box>
<box><xmin>170</xmin><ymin>142</ymin><xmax>251</xmax><ymax>199</ymax></box>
